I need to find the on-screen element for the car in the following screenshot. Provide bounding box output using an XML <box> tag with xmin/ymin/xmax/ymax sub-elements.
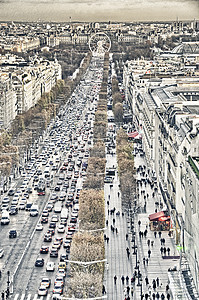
<box><xmin>46</xmin><ymin>204</ymin><xmax>53</xmax><ymax>212</ymax></box>
<box><xmin>55</xmin><ymin>237</ymin><xmax>63</xmax><ymax>244</ymax></box>
<box><xmin>60</xmin><ymin>254</ymin><xmax>68</xmax><ymax>262</ymax></box>
<box><xmin>9</xmin><ymin>230</ymin><xmax>17</xmax><ymax>238</ymax></box>
<box><xmin>52</xmin><ymin>242</ymin><xmax>61</xmax><ymax>250</ymax></box>
<box><xmin>49</xmin><ymin>222</ymin><xmax>56</xmax><ymax>229</ymax></box>
<box><xmin>40</xmin><ymin>246</ymin><xmax>49</xmax><ymax>254</ymax></box>
<box><xmin>104</xmin><ymin>176</ymin><xmax>113</xmax><ymax>183</ymax></box>
<box><xmin>18</xmin><ymin>202</ymin><xmax>26</xmax><ymax>210</ymax></box>
<box><xmin>54</xmin><ymin>186</ymin><xmax>60</xmax><ymax>191</ymax></box>
<box><xmin>46</xmin><ymin>261</ymin><xmax>55</xmax><ymax>272</ymax></box>
<box><xmin>8</xmin><ymin>189</ymin><xmax>15</xmax><ymax>196</ymax></box>
<box><xmin>2</xmin><ymin>197</ymin><xmax>10</xmax><ymax>204</ymax></box>
<box><xmin>40</xmin><ymin>277</ymin><xmax>51</xmax><ymax>288</ymax></box>
<box><xmin>53</xmin><ymin>286</ymin><xmax>63</xmax><ymax>295</ymax></box>
<box><xmin>36</xmin><ymin>223</ymin><xmax>43</xmax><ymax>231</ymax></box>
<box><xmin>44</xmin><ymin>234</ymin><xmax>52</xmax><ymax>242</ymax></box>
<box><xmin>47</xmin><ymin>229</ymin><xmax>55</xmax><ymax>236</ymax></box>
<box><xmin>63</xmin><ymin>240</ymin><xmax>71</xmax><ymax>249</ymax></box>
<box><xmin>0</xmin><ymin>248</ymin><xmax>4</xmax><ymax>258</ymax></box>
<box><xmin>41</xmin><ymin>217</ymin><xmax>48</xmax><ymax>224</ymax></box>
<box><xmin>25</xmin><ymin>203</ymin><xmax>32</xmax><ymax>211</ymax></box>
<box><xmin>38</xmin><ymin>286</ymin><xmax>48</xmax><ymax>296</ymax></box>
<box><xmin>42</xmin><ymin>210</ymin><xmax>49</xmax><ymax>217</ymax></box>
<box><xmin>9</xmin><ymin>206</ymin><xmax>18</xmax><ymax>215</ymax></box>
<box><xmin>50</xmin><ymin>249</ymin><xmax>58</xmax><ymax>258</ymax></box>
<box><xmin>54</xmin><ymin>276</ymin><xmax>65</xmax><ymax>286</ymax></box>
<box><xmin>35</xmin><ymin>258</ymin><xmax>44</xmax><ymax>267</ymax></box>
<box><xmin>57</xmin><ymin>225</ymin><xmax>65</xmax><ymax>233</ymax></box>
<box><xmin>57</xmin><ymin>269</ymin><xmax>66</xmax><ymax>278</ymax></box>
<box><xmin>51</xmin><ymin>215</ymin><xmax>59</xmax><ymax>222</ymax></box>
<box><xmin>1</xmin><ymin>204</ymin><xmax>9</xmax><ymax>211</ymax></box>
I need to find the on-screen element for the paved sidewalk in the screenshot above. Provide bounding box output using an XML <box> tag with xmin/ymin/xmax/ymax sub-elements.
<box><xmin>104</xmin><ymin>143</ymin><xmax>180</xmax><ymax>300</ymax></box>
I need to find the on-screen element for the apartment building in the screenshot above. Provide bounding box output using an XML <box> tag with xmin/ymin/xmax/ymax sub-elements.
<box><xmin>124</xmin><ymin>53</ymin><xmax>199</xmax><ymax>291</ymax></box>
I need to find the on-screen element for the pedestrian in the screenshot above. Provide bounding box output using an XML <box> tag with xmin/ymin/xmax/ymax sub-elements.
<box><xmin>107</xmin><ymin>200</ymin><xmax>109</xmax><ymax>206</ymax></box>
<box><xmin>121</xmin><ymin>275</ymin><xmax>125</xmax><ymax>284</ymax></box>
<box><xmin>118</xmin><ymin>191</ymin><xmax>120</xmax><ymax>197</ymax></box>
<box><xmin>167</xmin><ymin>294</ymin><xmax>170</xmax><ymax>300</ymax></box>
<box><xmin>145</xmin><ymin>276</ymin><xmax>149</xmax><ymax>285</ymax></box>
<box><xmin>163</xmin><ymin>247</ymin><xmax>166</xmax><ymax>255</ymax></box>
<box><xmin>148</xmin><ymin>249</ymin><xmax>151</xmax><ymax>258</ymax></box>
<box><xmin>131</xmin><ymin>276</ymin><xmax>135</xmax><ymax>284</ymax></box>
<box><xmin>112</xmin><ymin>227</ymin><xmax>115</xmax><ymax>233</ymax></box>
<box><xmin>106</xmin><ymin>262</ymin><xmax>109</xmax><ymax>270</ymax></box>
<box><xmin>143</xmin><ymin>257</ymin><xmax>146</xmax><ymax>266</ymax></box>
<box><xmin>151</xmin><ymin>240</ymin><xmax>154</xmax><ymax>247</ymax></box>
<box><xmin>145</xmin><ymin>293</ymin><xmax>149</xmax><ymax>299</ymax></box>
<box><xmin>114</xmin><ymin>275</ymin><xmax>117</xmax><ymax>284</ymax></box>
<box><xmin>161</xmin><ymin>293</ymin><xmax>165</xmax><ymax>300</ymax></box>
<box><xmin>160</xmin><ymin>238</ymin><xmax>163</xmax><ymax>245</ymax></box>
<box><xmin>147</xmin><ymin>239</ymin><xmax>150</xmax><ymax>247</ymax></box>
<box><xmin>156</xmin><ymin>292</ymin><xmax>160</xmax><ymax>299</ymax></box>
<box><xmin>166</xmin><ymin>284</ymin><xmax>169</xmax><ymax>292</ymax></box>
<box><xmin>113</xmin><ymin>218</ymin><xmax>115</xmax><ymax>224</ymax></box>
<box><xmin>108</xmin><ymin>194</ymin><xmax>110</xmax><ymax>200</ymax></box>
<box><xmin>162</xmin><ymin>238</ymin><xmax>165</xmax><ymax>245</ymax></box>
<box><xmin>106</xmin><ymin>237</ymin><xmax>109</xmax><ymax>243</ymax></box>
<box><xmin>131</xmin><ymin>287</ymin><xmax>134</xmax><ymax>296</ymax></box>
<box><xmin>126</xmin><ymin>233</ymin><xmax>128</xmax><ymax>240</ymax></box>
<box><xmin>154</xmin><ymin>231</ymin><xmax>157</xmax><ymax>238</ymax></box>
<box><xmin>127</xmin><ymin>251</ymin><xmax>130</xmax><ymax>259</ymax></box>
<box><xmin>126</xmin><ymin>285</ymin><xmax>130</xmax><ymax>293</ymax></box>
<box><xmin>108</xmin><ymin>209</ymin><xmax>109</xmax><ymax>215</ymax></box>
<box><xmin>158</xmin><ymin>231</ymin><xmax>162</xmax><ymax>238</ymax></box>
<box><xmin>138</xmin><ymin>220</ymin><xmax>141</xmax><ymax>226</ymax></box>
<box><xmin>106</xmin><ymin>220</ymin><xmax>108</xmax><ymax>226</ymax></box>
<box><xmin>156</xmin><ymin>277</ymin><xmax>159</xmax><ymax>287</ymax></box>
<box><xmin>144</xmin><ymin>229</ymin><xmax>148</xmax><ymax>237</ymax></box>
<box><xmin>146</xmin><ymin>258</ymin><xmax>149</xmax><ymax>265</ymax></box>
<box><xmin>139</xmin><ymin>231</ymin><xmax>142</xmax><ymax>239</ymax></box>
<box><xmin>167</xmin><ymin>247</ymin><xmax>170</xmax><ymax>255</ymax></box>
<box><xmin>115</xmin><ymin>228</ymin><xmax>118</xmax><ymax>234</ymax></box>
<box><xmin>102</xmin><ymin>285</ymin><xmax>106</xmax><ymax>295</ymax></box>
<box><xmin>104</xmin><ymin>234</ymin><xmax>106</xmax><ymax>240</ymax></box>
<box><xmin>160</xmin><ymin>247</ymin><xmax>163</xmax><ymax>254</ymax></box>
<box><xmin>152</xmin><ymin>293</ymin><xmax>156</xmax><ymax>300</ymax></box>
<box><xmin>153</xmin><ymin>281</ymin><xmax>156</xmax><ymax>290</ymax></box>
<box><xmin>126</xmin><ymin>247</ymin><xmax>129</xmax><ymax>254</ymax></box>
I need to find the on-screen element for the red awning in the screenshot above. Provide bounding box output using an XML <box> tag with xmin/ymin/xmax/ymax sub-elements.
<box><xmin>128</xmin><ymin>131</ymin><xmax>139</xmax><ymax>138</ymax></box>
<box><xmin>149</xmin><ymin>211</ymin><xmax>169</xmax><ymax>221</ymax></box>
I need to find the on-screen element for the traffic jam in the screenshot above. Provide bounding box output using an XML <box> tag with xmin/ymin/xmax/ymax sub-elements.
<box><xmin>0</xmin><ymin>57</ymin><xmax>104</xmax><ymax>299</ymax></box>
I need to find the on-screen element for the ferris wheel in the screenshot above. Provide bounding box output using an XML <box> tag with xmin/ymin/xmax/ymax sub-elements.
<box><xmin>89</xmin><ymin>32</ymin><xmax>111</xmax><ymax>56</ymax></box>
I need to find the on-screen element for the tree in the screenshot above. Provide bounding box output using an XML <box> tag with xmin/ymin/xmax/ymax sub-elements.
<box><xmin>113</xmin><ymin>102</ymin><xmax>123</xmax><ymax>123</ymax></box>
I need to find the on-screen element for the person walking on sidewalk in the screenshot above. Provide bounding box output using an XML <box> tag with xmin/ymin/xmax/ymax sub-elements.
<box><xmin>114</xmin><ymin>275</ymin><xmax>117</xmax><ymax>284</ymax></box>
<box><xmin>121</xmin><ymin>275</ymin><xmax>125</xmax><ymax>284</ymax></box>
<box><xmin>102</xmin><ymin>285</ymin><xmax>106</xmax><ymax>295</ymax></box>
<box><xmin>167</xmin><ymin>247</ymin><xmax>170</xmax><ymax>255</ymax></box>
<box><xmin>156</xmin><ymin>277</ymin><xmax>159</xmax><ymax>287</ymax></box>
<box><xmin>154</xmin><ymin>231</ymin><xmax>157</xmax><ymax>238</ymax></box>
<box><xmin>148</xmin><ymin>249</ymin><xmax>151</xmax><ymax>258</ymax></box>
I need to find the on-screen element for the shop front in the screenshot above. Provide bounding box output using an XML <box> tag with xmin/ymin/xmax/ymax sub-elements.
<box><xmin>149</xmin><ymin>211</ymin><xmax>171</xmax><ymax>231</ymax></box>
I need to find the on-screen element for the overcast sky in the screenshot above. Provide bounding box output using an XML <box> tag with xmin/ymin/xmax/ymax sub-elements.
<box><xmin>0</xmin><ymin>0</ymin><xmax>198</xmax><ymax>22</ymax></box>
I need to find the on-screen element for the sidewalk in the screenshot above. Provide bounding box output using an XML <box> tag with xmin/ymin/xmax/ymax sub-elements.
<box><xmin>104</xmin><ymin>144</ymin><xmax>180</xmax><ymax>300</ymax></box>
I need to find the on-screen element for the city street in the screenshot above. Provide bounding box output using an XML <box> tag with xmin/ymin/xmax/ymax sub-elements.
<box><xmin>0</xmin><ymin>57</ymin><xmax>104</xmax><ymax>299</ymax></box>
<box><xmin>104</xmin><ymin>126</ymin><xmax>180</xmax><ymax>300</ymax></box>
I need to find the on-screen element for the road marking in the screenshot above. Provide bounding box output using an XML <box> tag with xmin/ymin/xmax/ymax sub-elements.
<box><xmin>46</xmin><ymin>295</ymin><xmax>51</xmax><ymax>300</ymax></box>
<box><xmin>33</xmin><ymin>295</ymin><xmax>38</xmax><ymax>300</ymax></box>
<box><xmin>13</xmin><ymin>295</ymin><xmax>19</xmax><ymax>300</ymax></box>
<box><xmin>20</xmin><ymin>295</ymin><xmax>25</xmax><ymax>300</ymax></box>
<box><xmin>26</xmin><ymin>294</ymin><xmax>31</xmax><ymax>300</ymax></box>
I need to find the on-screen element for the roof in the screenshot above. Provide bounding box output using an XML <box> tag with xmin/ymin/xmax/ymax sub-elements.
<box><xmin>128</xmin><ymin>131</ymin><xmax>139</xmax><ymax>138</ymax></box>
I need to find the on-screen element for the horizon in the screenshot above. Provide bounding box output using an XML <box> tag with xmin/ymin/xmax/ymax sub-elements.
<box><xmin>0</xmin><ymin>0</ymin><xmax>198</xmax><ymax>23</ymax></box>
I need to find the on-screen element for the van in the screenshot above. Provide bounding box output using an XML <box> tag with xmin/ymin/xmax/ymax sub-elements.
<box><xmin>30</xmin><ymin>204</ymin><xmax>39</xmax><ymax>216</ymax></box>
<box><xmin>54</xmin><ymin>203</ymin><xmax>62</xmax><ymax>213</ymax></box>
<box><xmin>1</xmin><ymin>211</ymin><xmax>10</xmax><ymax>225</ymax></box>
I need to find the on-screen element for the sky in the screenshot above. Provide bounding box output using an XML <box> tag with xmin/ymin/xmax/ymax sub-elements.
<box><xmin>0</xmin><ymin>0</ymin><xmax>198</xmax><ymax>22</ymax></box>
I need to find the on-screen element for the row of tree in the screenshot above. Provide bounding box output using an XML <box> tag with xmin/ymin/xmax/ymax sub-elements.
<box><xmin>112</xmin><ymin>76</ymin><xmax>124</xmax><ymax>123</ymax></box>
<box><xmin>116</xmin><ymin>128</ymin><xmax>136</xmax><ymax>209</ymax></box>
<box><xmin>66</xmin><ymin>53</ymin><xmax>110</xmax><ymax>298</ymax></box>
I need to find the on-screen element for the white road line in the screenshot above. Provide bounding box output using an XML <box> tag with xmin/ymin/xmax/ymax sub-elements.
<box><xmin>33</xmin><ymin>295</ymin><xmax>38</xmax><ymax>300</ymax></box>
<box><xmin>20</xmin><ymin>294</ymin><xmax>25</xmax><ymax>300</ymax></box>
<box><xmin>13</xmin><ymin>295</ymin><xmax>19</xmax><ymax>300</ymax></box>
<box><xmin>46</xmin><ymin>295</ymin><xmax>51</xmax><ymax>300</ymax></box>
<box><xmin>26</xmin><ymin>294</ymin><xmax>32</xmax><ymax>300</ymax></box>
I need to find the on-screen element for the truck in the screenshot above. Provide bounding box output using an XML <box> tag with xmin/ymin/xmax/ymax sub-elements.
<box><xmin>1</xmin><ymin>211</ymin><xmax>10</xmax><ymax>225</ymax></box>
<box><xmin>30</xmin><ymin>204</ymin><xmax>39</xmax><ymax>217</ymax></box>
<box><xmin>60</xmin><ymin>208</ymin><xmax>68</xmax><ymax>225</ymax></box>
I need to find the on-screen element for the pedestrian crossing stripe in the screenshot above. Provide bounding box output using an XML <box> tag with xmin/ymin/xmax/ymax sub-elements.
<box><xmin>13</xmin><ymin>294</ymin><xmax>52</xmax><ymax>300</ymax></box>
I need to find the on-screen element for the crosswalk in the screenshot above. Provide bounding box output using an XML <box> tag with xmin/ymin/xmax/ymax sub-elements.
<box><xmin>13</xmin><ymin>294</ymin><xmax>52</xmax><ymax>300</ymax></box>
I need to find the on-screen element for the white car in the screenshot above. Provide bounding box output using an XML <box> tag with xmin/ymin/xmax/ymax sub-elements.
<box><xmin>38</xmin><ymin>286</ymin><xmax>48</xmax><ymax>296</ymax></box>
<box><xmin>46</xmin><ymin>261</ymin><xmax>55</xmax><ymax>272</ymax></box>
<box><xmin>57</xmin><ymin>225</ymin><xmax>65</xmax><ymax>233</ymax></box>
<box><xmin>36</xmin><ymin>223</ymin><xmax>43</xmax><ymax>231</ymax></box>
